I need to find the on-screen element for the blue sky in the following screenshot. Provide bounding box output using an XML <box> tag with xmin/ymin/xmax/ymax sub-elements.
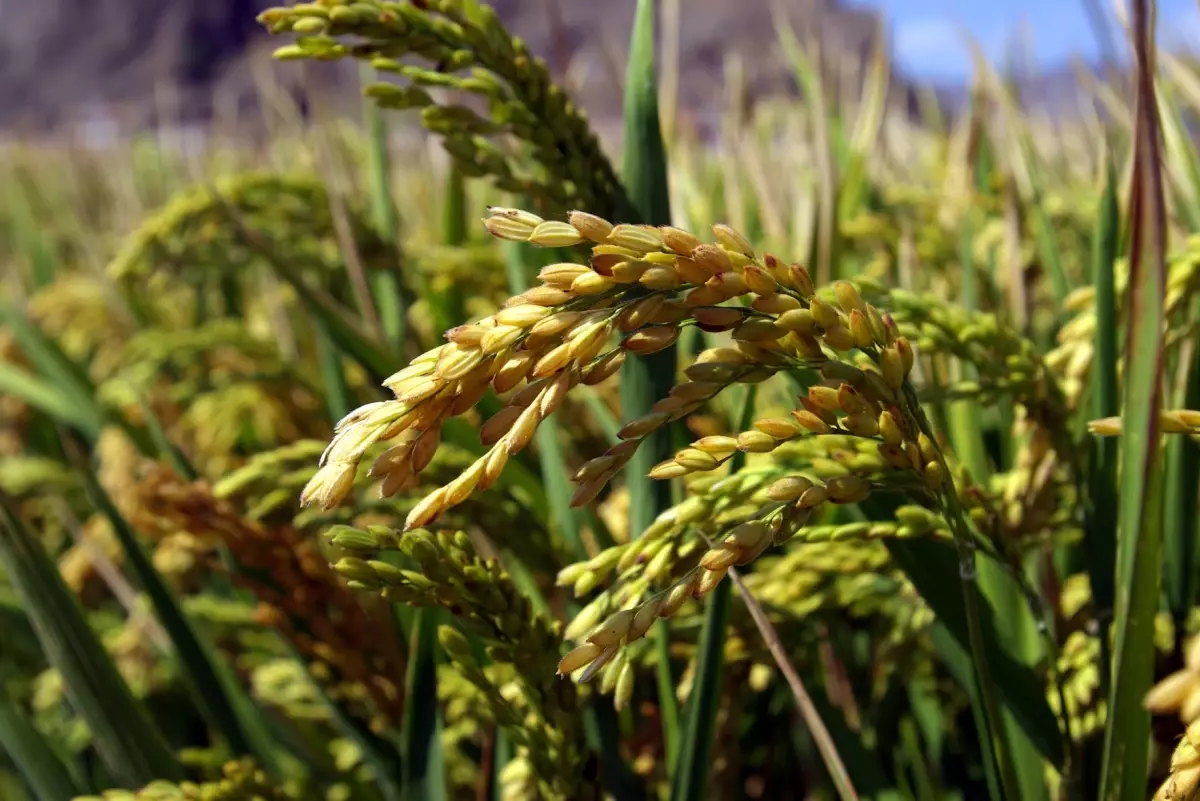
<box><xmin>877</xmin><ymin>0</ymin><xmax>1200</xmax><ymax>81</ymax></box>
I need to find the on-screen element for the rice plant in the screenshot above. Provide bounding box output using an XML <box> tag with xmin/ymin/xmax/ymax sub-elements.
<box><xmin>0</xmin><ymin>0</ymin><xmax>1197</xmax><ymax>799</ymax></box>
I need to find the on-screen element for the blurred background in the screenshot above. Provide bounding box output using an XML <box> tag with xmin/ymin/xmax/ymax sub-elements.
<box><xmin>0</xmin><ymin>0</ymin><xmax>1187</xmax><ymax>142</ymax></box>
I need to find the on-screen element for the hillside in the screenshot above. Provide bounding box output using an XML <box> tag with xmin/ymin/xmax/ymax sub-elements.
<box><xmin>0</xmin><ymin>0</ymin><xmax>894</xmax><ymax>136</ymax></box>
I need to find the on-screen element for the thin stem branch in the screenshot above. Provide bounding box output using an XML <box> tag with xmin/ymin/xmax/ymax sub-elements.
<box><xmin>725</xmin><ymin>564</ymin><xmax>858</xmax><ymax>801</ymax></box>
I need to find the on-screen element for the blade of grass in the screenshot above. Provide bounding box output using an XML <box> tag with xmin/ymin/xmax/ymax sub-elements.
<box><xmin>0</xmin><ymin>363</ymin><xmax>102</xmax><ymax>438</ymax></box>
<box><xmin>885</xmin><ymin>536</ymin><xmax>1064</xmax><ymax>767</ymax></box>
<box><xmin>362</xmin><ymin>62</ymin><xmax>407</xmax><ymax>352</ymax></box>
<box><xmin>1099</xmin><ymin>0</ymin><xmax>1168</xmax><ymax>796</ymax></box>
<box><xmin>1164</xmin><ymin>299</ymin><xmax>1200</xmax><ymax>635</ymax></box>
<box><xmin>314</xmin><ymin>318</ymin><xmax>354</xmax><ymax>422</ymax></box>
<box><xmin>0</xmin><ymin>301</ymin><xmax>105</xmax><ymax>438</ymax></box>
<box><xmin>0</xmin><ymin>682</ymin><xmax>83</xmax><ymax>801</ymax></box>
<box><xmin>670</xmin><ymin>386</ymin><xmax>756</xmax><ymax>801</ymax></box>
<box><xmin>402</xmin><ymin>609</ymin><xmax>446</xmax><ymax>801</ymax></box>
<box><xmin>0</xmin><ymin>490</ymin><xmax>183</xmax><ymax>788</ymax></box>
<box><xmin>1084</xmin><ymin>149</ymin><xmax>1120</xmax><ymax>688</ymax></box>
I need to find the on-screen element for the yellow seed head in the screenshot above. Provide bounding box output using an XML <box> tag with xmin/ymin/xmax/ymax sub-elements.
<box><xmin>792</xmin><ymin>409</ymin><xmax>833</xmax><ymax>434</ymax></box>
<box><xmin>744</xmin><ymin>265</ymin><xmax>778</xmax><ymax>295</ymax></box>
<box><xmin>896</xmin><ymin>337</ymin><xmax>915</xmax><ymax>376</ymax></box>
<box><xmin>609</xmin><ymin>260</ymin><xmax>649</xmax><ymax>283</ymax></box>
<box><xmin>865</xmin><ymin>304</ymin><xmax>888</xmax><ymax>344</ymax></box>
<box><xmin>826</xmin><ymin>475</ymin><xmax>871</xmax><ymax>503</ymax></box>
<box><xmin>588</xmin><ymin>609</ymin><xmax>636</xmax><ymax>647</ymax></box>
<box><xmin>523</xmin><ymin>286</ymin><xmax>574</xmax><ymax>306</ymax></box>
<box><xmin>627</xmin><ymin>597</ymin><xmax>663</xmax><ymax>643</ymax></box>
<box><xmin>754</xmin><ymin>417</ymin><xmax>800</xmax><ymax>439</ymax></box>
<box><xmin>752</xmin><ymin>292</ymin><xmax>801</xmax><ymax>314</ymax></box>
<box><xmin>675</xmin><ymin>449</ymin><xmax>720</xmax><ymax>471</ymax></box>
<box><xmin>567</xmin><ymin>210</ymin><xmax>614</xmax><ymax>242</ymax></box>
<box><xmin>650</xmin><ymin>460</ymin><xmax>691</xmax><ymax>480</ymax></box>
<box><xmin>879</xmin><ymin>346</ymin><xmax>904</xmax><ymax>389</ymax></box>
<box><xmin>494</xmin><ymin>304</ymin><xmax>552</xmax><ymax>327</ymax></box>
<box><xmin>821</xmin><ymin>325</ymin><xmax>856</xmax><ymax>351</ymax></box>
<box><xmin>558</xmin><ymin>643</ymin><xmax>605</xmax><ymax>675</ymax></box>
<box><xmin>538</xmin><ymin>263</ymin><xmax>590</xmax><ymax>286</ymax></box>
<box><xmin>660</xmin><ymin>580</ymin><xmax>695</xmax><ymax>617</ymax></box>
<box><xmin>692</xmin><ymin>436</ymin><xmax>740</xmax><ymax>457</ymax></box>
<box><xmin>808</xmin><ymin>385</ymin><xmax>842</xmax><ymax>413</ymax></box>
<box><xmin>711</xmin><ymin>271</ymin><xmax>749</xmax><ymax>299</ymax></box>
<box><xmin>809</xmin><ymin>297</ymin><xmax>842</xmax><ymax>330</ymax></box>
<box><xmin>798</xmin><ymin>485</ymin><xmax>830</xmax><ymax>509</ymax></box>
<box><xmin>690</xmin><ymin>244</ymin><xmax>733</xmax><ymax>275</ymax></box>
<box><xmin>833</xmin><ymin>280</ymin><xmax>864</xmax><ymax>313</ymax></box>
<box><xmin>693</xmin><ymin>306</ymin><xmax>748</xmax><ymax>330</ymax></box>
<box><xmin>789</xmin><ymin>263</ymin><xmax>815</xmax><ymax>297</ymax></box>
<box><xmin>699</xmin><ymin>543</ymin><xmax>741</xmax><ymax>572</ymax></box>
<box><xmin>583</xmin><ymin>350</ymin><xmax>626</xmax><ymax>385</ymax></box>
<box><xmin>733</xmin><ymin>319</ymin><xmax>785</xmax><ymax>342</ymax></box>
<box><xmin>675</xmin><ymin>257</ymin><xmax>716</xmax><ymax>285</ymax></box>
<box><xmin>695</xmin><ymin>567</ymin><xmax>725</xmax><ymax>596</ymax></box>
<box><xmin>609</xmin><ymin>224</ymin><xmax>663</xmax><ymax>252</ymax></box>
<box><xmin>623</xmin><ymin>326</ymin><xmax>681</xmax><ymax>354</ymax></box>
<box><xmin>879</xmin><ymin>411</ymin><xmax>904</xmax><ymax>445</ymax></box>
<box><xmin>529</xmin><ymin>220</ymin><xmax>585</xmax><ymax>248</ymax></box>
<box><xmin>849</xmin><ymin>310</ymin><xmax>874</xmax><ymax>349</ymax></box>
<box><xmin>571</xmin><ymin>271</ymin><xmax>615</xmax><ymax>295</ymax></box>
<box><xmin>767</xmin><ymin>475</ymin><xmax>814</xmax><ymax>502</ymax></box>
<box><xmin>405</xmin><ymin>487</ymin><xmax>447</xmax><ymax>530</ymax></box>
<box><xmin>683</xmin><ymin>285</ymin><xmax>724</xmax><ymax>306</ymax></box>
<box><xmin>712</xmin><ymin>223</ymin><xmax>754</xmax><ymax>256</ymax></box>
<box><xmin>841</xmin><ymin>413</ymin><xmax>879</xmax><ymax>438</ymax></box>
<box><xmin>660</xmin><ymin>226</ymin><xmax>702</xmax><ymax>255</ymax></box>
<box><xmin>737</xmin><ymin>430</ymin><xmax>778</xmax><ymax>453</ymax></box>
<box><xmin>617</xmin><ymin>411</ymin><xmax>671</xmax><ymax>440</ymax></box>
<box><xmin>640</xmin><ymin>266</ymin><xmax>683</xmax><ymax>290</ymax></box>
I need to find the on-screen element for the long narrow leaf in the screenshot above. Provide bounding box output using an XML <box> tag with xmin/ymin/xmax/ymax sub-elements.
<box><xmin>1085</xmin><ymin>150</ymin><xmax>1120</xmax><ymax>669</ymax></box>
<box><xmin>402</xmin><ymin>609</ymin><xmax>446</xmax><ymax>801</ymax></box>
<box><xmin>0</xmin><ymin>491</ymin><xmax>182</xmax><ymax>788</ymax></box>
<box><xmin>0</xmin><ymin>683</ymin><xmax>83</xmax><ymax>801</ymax></box>
<box><xmin>362</xmin><ymin>62</ymin><xmax>407</xmax><ymax>352</ymax></box>
<box><xmin>1100</xmin><ymin>1</ymin><xmax>1169</xmax><ymax>796</ymax></box>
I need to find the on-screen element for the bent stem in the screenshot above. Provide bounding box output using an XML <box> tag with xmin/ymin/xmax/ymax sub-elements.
<box><xmin>725</xmin><ymin>564</ymin><xmax>858</xmax><ymax>801</ymax></box>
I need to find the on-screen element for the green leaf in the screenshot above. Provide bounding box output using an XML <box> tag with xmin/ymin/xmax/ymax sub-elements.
<box><xmin>0</xmin><ymin>302</ymin><xmax>106</xmax><ymax>439</ymax></box>
<box><xmin>1084</xmin><ymin>150</ymin><xmax>1120</xmax><ymax>678</ymax></box>
<box><xmin>1163</xmin><ymin>296</ymin><xmax>1200</xmax><ymax>629</ymax></box>
<box><xmin>886</xmin><ymin>537</ymin><xmax>1065</xmax><ymax>768</ymax></box>
<box><xmin>314</xmin><ymin>318</ymin><xmax>354</xmax><ymax>422</ymax></box>
<box><xmin>0</xmin><ymin>491</ymin><xmax>183</xmax><ymax>788</ymax></box>
<box><xmin>0</xmin><ymin>363</ymin><xmax>101</xmax><ymax>438</ymax></box>
<box><xmin>0</xmin><ymin>682</ymin><xmax>83</xmax><ymax>801</ymax></box>
<box><xmin>402</xmin><ymin>609</ymin><xmax>446</xmax><ymax>801</ymax></box>
<box><xmin>1100</xmin><ymin>3</ymin><xmax>1169</xmax><ymax>795</ymax></box>
<box><xmin>361</xmin><ymin>63</ymin><xmax>408</xmax><ymax>352</ymax></box>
